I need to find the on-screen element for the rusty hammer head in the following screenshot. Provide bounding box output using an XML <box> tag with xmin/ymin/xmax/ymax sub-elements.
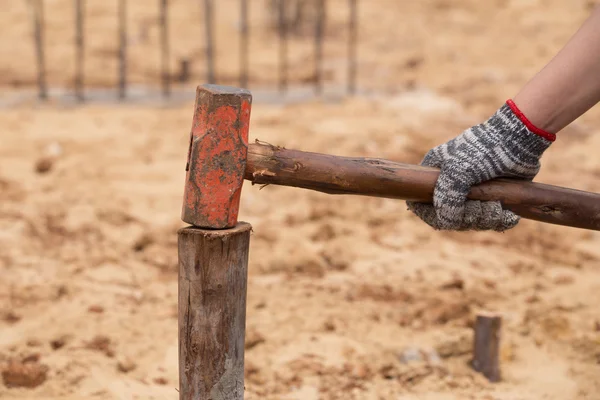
<box><xmin>181</xmin><ymin>84</ymin><xmax>252</xmax><ymax>229</ymax></box>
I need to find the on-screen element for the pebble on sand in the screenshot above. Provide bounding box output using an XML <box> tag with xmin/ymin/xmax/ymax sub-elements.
<box><xmin>1</xmin><ymin>358</ymin><xmax>49</xmax><ymax>388</ymax></box>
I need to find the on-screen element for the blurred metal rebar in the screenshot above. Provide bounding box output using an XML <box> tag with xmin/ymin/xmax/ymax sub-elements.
<box><xmin>278</xmin><ymin>0</ymin><xmax>288</xmax><ymax>94</ymax></box>
<box><xmin>348</xmin><ymin>0</ymin><xmax>357</xmax><ymax>95</ymax></box>
<box><xmin>204</xmin><ymin>0</ymin><xmax>215</xmax><ymax>84</ymax></box>
<box><xmin>160</xmin><ymin>0</ymin><xmax>170</xmax><ymax>97</ymax></box>
<box><xmin>315</xmin><ymin>0</ymin><xmax>325</xmax><ymax>95</ymax></box>
<box><xmin>118</xmin><ymin>0</ymin><xmax>127</xmax><ymax>99</ymax></box>
<box><xmin>25</xmin><ymin>0</ymin><xmax>361</xmax><ymax>102</ymax></box>
<box><xmin>74</xmin><ymin>0</ymin><xmax>85</xmax><ymax>101</ymax></box>
<box><xmin>240</xmin><ymin>0</ymin><xmax>249</xmax><ymax>88</ymax></box>
<box><xmin>31</xmin><ymin>0</ymin><xmax>47</xmax><ymax>100</ymax></box>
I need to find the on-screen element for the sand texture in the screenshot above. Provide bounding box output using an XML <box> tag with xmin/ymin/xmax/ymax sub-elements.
<box><xmin>1</xmin><ymin>0</ymin><xmax>600</xmax><ymax>399</ymax></box>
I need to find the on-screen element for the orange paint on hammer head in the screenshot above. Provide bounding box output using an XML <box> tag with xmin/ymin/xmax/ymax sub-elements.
<box><xmin>182</xmin><ymin>84</ymin><xmax>252</xmax><ymax>229</ymax></box>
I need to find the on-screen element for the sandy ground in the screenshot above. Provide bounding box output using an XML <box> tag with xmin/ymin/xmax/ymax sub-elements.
<box><xmin>2</xmin><ymin>0</ymin><xmax>600</xmax><ymax>399</ymax></box>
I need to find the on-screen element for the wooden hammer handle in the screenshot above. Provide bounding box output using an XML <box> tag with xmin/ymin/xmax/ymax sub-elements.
<box><xmin>245</xmin><ymin>142</ymin><xmax>600</xmax><ymax>231</ymax></box>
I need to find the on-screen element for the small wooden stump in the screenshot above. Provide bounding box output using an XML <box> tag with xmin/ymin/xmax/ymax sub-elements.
<box><xmin>178</xmin><ymin>223</ymin><xmax>251</xmax><ymax>400</ymax></box>
<box><xmin>471</xmin><ymin>312</ymin><xmax>502</xmax><ymax>382</ymax></box>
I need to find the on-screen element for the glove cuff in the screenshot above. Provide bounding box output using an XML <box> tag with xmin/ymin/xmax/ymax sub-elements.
<box><xmin>505</xmin><ymin>99</ymin><xmax>556</xmax><ymax>142</ymax></box>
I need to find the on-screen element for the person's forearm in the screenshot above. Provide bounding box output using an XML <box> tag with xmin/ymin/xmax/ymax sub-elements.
<box><xmin>513</xmin><ymin>6</ymin><xmax>600</xmax><ymax>134</ymax></box>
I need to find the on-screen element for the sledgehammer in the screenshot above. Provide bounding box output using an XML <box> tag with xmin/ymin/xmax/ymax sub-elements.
<box><xmin>182</xmin><ymin>84</ymin><xmax>600</xmax><ymax>231</ymax></box>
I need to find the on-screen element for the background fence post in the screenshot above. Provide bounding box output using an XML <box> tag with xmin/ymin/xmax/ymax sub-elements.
<box><xmin>240</xmin><ymin>0</ymin><xmax>249</xmax><ymax>88</ymax></box>
<box><xmin>31</xmin><ymin>0</ymin><xmax>47</xmax><ymax>100</ymax></box>
<box><xmin>118</xmin><ymin>0</ymin><xmax>127</xmax><ymax>99</ymax></box>
<box><xmin>278</xmin><ymin>0</ymin><xmax>287</xmax><ymax>94</ymax></box>
<box><xmin>160</xmin><ymin>0</ymin><xmax>170</xmax><ymax>97</ymax></box>
<box><xmin>315</xmin><ymin>0</ymin><xmax>325</xmax><ymax>95</ymax></box>
<box><xmin>27</xmin><ymin>0</ymin><xmax>354</xmax><ymax>101</ymax></box>
<box><xmin>178</xmin><ymin>223</ymin><xmax>251</xmax><ymax>399</ymax></box>
<box><xmin>74</xmin><ymin>0</ymin><xmax>84</xmax><ymax>101</ymax></box>
<box><xmin>348</xmin><ymin>0</ymin><xmax>357</xmax><ymax>95</ymax></box>
<box><xmin>204</xmin><ymin>0</ymin><xmax>215</xmax><ymax>84</ymax></box>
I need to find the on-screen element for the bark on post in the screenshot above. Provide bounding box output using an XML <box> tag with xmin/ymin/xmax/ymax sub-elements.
<box><xmin>242</xmin><ymin>142</ymin><xmax>600</xmax><ymax>231</ymax></box>
<box><xmin>178</xmin><ymin>223</ymin><xmax>251</xmax><ymax>400</ymax></box>
<box><xmin>471</xmin><ymin>313</ymin><xmax>502</xmax><ymax>382</ymax></box>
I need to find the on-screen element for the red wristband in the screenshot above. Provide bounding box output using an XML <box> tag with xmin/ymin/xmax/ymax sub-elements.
<box><xmin>506</xmin><ymin>99</ymin><xmax>556</xmax><ymax>142</ymax></box>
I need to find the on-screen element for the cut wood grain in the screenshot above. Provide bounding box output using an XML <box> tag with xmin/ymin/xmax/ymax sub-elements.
<box><xmin>178</xmin><ymin>223</ymin><xmax>251</xmax><ymax>400</ymax></box>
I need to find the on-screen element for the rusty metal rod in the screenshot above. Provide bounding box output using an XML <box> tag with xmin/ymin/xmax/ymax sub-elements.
<box><xmin>240</xmin><ymin>0</ymin><xmax>249</xmax><ymax>88</ymax></box>
<box><xmin>204</xmin><ymin>0</ymin><xmax>215</xmax><ymax>84</ymax></box>
<box><xmin>315</xmin><ymin>0</ymin><xmax>325</xmax><ymax>95</ymax></box>
<box><xmin>160</xmin><ymin>0</ymin><xmax>170</xmax><ymax>97</ymax></box>
<box><xmin>74</xmin><ymin>0</ymin><xmax>84</xmax><ymax>101</ymax></box>
<box><xmin>118</xmin><ymin>0</ymin><xmax>127</xmax><ymax>99</ymax></box>
<box><xmin>32</xmin><ymin>0</ymin><xmax>47</xmax><ymax>100</ymax></box>
<box><xmin>348</xmin><ymin>0</ymin><xmax>357</xmax><ymax>95</ymax></box>
<box><xmin>278</xmin><ymin>0</ymin><xmax>288</xmax><ymax>93</ymax></box>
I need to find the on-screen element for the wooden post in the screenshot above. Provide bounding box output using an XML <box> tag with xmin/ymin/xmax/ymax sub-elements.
<box><xmin>118</xmin><ymin>0</ymin><xmax>127</xmax><ymax>99</ymax></box>
<box><xmin>204</xmin><ymin>0</ymin><xmax>215</xmax><ymax>84</ymax></box>
<box><xmin>74</xmin><ymin>0</ymin><xmax>84</xmax><ymax>101</ymax></box>
<box><xmin>239</xmin><ymin>0</ymin><xmax>249</xmax><ymax>88</ymax></box>
<box><xmin>160</xmin><ymin>0</ymin><xmax>170</xmax><ymax>97</ymax></box>
<box><xmin>472</xmin><ymin>313</ymin><xmax>502</xmax><ymax>382</ymax></box>
<box><xmin>30</xmin><ymin>0</ymin><xmax>47</xmax><ymax>100</ymax></box>
<box><xmin>178</xmin><ymin>223</ymin><xmax>251</xmax><ymax>399</ymax></box>
<box><xmin>347</xmin><ymin>0</ymin><xmax>357</xmax><ymax>95</ymax></box>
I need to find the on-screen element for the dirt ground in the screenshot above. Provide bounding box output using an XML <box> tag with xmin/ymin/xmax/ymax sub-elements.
<box><xmin>2</xmin><ymin>0</ymin><xmax>600</xmax><ymax>399</ymax></box>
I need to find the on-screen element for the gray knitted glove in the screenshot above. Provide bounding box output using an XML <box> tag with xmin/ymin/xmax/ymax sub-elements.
<box><xmin>407</xmin><ymin>100</ymin><xmax>555</xmax><ymax>232</ymax></box>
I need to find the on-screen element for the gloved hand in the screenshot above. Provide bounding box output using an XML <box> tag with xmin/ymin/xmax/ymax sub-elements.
<box><xmin>407</xmin><ymin>100</ymin><xmax>555</xmax><ymax>232</ymax></box>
